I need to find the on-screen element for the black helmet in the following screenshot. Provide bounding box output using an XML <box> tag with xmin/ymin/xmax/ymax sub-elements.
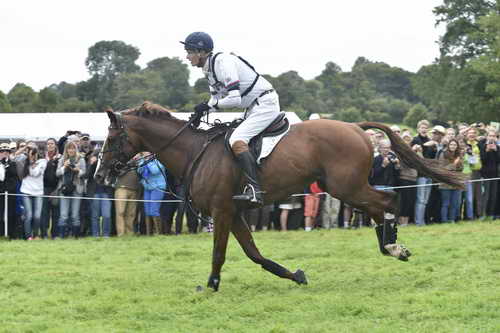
<box><xmin>180</xmin><ymin>32</ymin><xmax>214</xmax><ymax>52</ymax></box>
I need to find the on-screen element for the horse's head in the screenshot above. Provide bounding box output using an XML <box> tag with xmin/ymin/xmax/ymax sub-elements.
<box><xmin>94</xmin><ymin>109</ymin><xmax>139</xmax><ymax>185</ymax></box>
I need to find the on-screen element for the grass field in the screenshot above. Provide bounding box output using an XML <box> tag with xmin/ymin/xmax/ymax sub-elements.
<box><xmin>1</xmin><ymin>221</ymin><xmax>500</xmax><ymax>333</ymax></box>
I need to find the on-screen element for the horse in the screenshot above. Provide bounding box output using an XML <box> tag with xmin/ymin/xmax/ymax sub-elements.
<box><xmin>95</xmin><ymin>101</ymin><xmax>464</xmax><ymax>291</ymax></box>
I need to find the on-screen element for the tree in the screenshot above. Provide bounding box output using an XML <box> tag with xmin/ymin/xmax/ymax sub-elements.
<box><xmin>336</xmin><ymin>106</ymin><xmax>364</xmax><ymax>122</ymax></box>
<box><xmin>7</xmin><ymin>83</ymin><xmax>37</xmax><ymax>112</ymax></box>
<box><xmin>85</xmin><ymin>40</ymin><xmax>141</xmax><ymax>109</ymax></box>
<box><xmin>0</xmin><ymin>90</ymin><xmax>12</xmax><ymax>113</ymax></box>
<box><xmin>49</xmin><ymin>82</ymin><xmax>77</xmax><ymax>99</ymax></box>
<box><xmin>404</xmin><ymin>104</ymin><xmax>430</xmax><ymax>128</ymax></box>
<box><xmin>112</xmin><ymin>71</ymin><xmax>164</xmax><ymax>109</ymax></box>
<box><xmin>434</xmin><ymin>0</ymin><xmax>497</xmax><ymax>66</ymax></box>
<box><xmin>57</xmin><ymin>97</ymin><xmax>96</xmax><ymax>113</ymax></box>
<box><xmin>145</xmin><ymin>57</ymin><xmax>192</xmax><ymax>109</ymax></box>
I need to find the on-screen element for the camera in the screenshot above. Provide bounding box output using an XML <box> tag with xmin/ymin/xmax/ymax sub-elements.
<box><xmin>69</xmin><ymin>163</ymin><xmax>75</xmax><ymax>169</ymax></box>
<box><xmin>488</xmin><ymin>140</ymin><xmax>496</xmax><ymax>145</ymax></box>
<box><xmin>387</xmin><ymin>152</ymin><xmax>397</xmax><ymax>163</ymax></box>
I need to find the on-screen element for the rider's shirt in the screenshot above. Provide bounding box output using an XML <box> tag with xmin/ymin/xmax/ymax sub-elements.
<box><xmin>203</xmin><ymin>52</ymin><xmax>273</xmax><ymax>109</ymax></box>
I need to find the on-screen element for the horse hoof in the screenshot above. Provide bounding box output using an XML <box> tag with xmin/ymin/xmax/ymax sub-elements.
<box><xmin>384</xmin><ymin>244</ymin><xmax>412</xmax><ymax>262</ymax></box>
<box><xmin>398</xmin><ymin>245</ymin><xmax>412</xmax><ymax>261</ymax></box>
<box><xmin>195</xmin><ymin>285</ymin><xmax>204</xmax><ymax>292</ymax></box>
<box><xmin>293</xmin><ymin>269</ymin><xmax>308</xmax><ymax>285</ymax></box>
<box><xmin>207</xmin><ymin>275</ymin><xmax>220</xmax><ymax>292</ymax></box>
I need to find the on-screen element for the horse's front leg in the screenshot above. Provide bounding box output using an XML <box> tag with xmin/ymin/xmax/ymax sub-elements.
<box><xmin>207</xmin><ymin>209</ymin><xmax>232</xmax><ymax>291</ymax></box>
<box><xmin>232</xmin><ymin>213</ymin><xmax>307</xmax><ymax>285</ymax></box>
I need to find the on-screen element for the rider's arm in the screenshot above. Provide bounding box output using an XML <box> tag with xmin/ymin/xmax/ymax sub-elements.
<box><xmin>208</xmin><ymin>55</ymin><xmax>242</xmax><ymax>110</ymax></box>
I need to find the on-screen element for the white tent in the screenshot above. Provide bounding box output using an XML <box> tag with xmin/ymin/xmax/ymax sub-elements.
<box><xmin>0</xmin><ymin>112</ymin><xmax>303</xmax><ymax>142</ymax></box>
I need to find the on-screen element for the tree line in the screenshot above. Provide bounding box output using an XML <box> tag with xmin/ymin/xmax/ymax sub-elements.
<box><xmin>1</xmin><ymin>0</ymin><xmax>498</xmax><ymax>128</ymax></box>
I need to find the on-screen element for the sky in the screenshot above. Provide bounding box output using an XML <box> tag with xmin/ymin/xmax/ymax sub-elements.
<box><xmin>0</xmin><ymin>0</ymin><xmax>445</xmax><ymax>93</ymax></box>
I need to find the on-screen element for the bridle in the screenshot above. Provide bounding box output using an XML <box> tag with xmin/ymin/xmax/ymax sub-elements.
<box><xmin>99</xmin><ymin>112</ymin><xmax>137</xmax><ymax>176</ymax></box>
<box><xmin>98</xmin><ymin>110</ymin><xmax>205</xmax><ymax>176</ymax></box>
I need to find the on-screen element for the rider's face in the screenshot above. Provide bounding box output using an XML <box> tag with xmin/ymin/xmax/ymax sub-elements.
<box><xmin>186</xmin><ymin>49</ymin><xmax>207</xmax><ymax>68</ymax></box>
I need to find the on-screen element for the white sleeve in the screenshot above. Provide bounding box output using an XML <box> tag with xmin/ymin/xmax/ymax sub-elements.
<box><xmin>209</xmin><ymin>56</ymin><xmax>242</xmax><ymax>109</ymax></box>
<box><xmin>0</xmin><ymin>164</ymin><xmax>5</xmax><ymax>182</ymax></box>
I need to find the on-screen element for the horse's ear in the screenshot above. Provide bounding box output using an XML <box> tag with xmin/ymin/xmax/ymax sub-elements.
<box><xmin>106</xmin><ymin>108</ymin><xmax>117</xmax><ymax>124</ymax></box>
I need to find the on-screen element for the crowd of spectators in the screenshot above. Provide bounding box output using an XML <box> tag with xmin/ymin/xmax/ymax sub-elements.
<box><xmin>1</xmin><ymin>119</ymin><xmax>499</xmax><ymax>240</ymax></box>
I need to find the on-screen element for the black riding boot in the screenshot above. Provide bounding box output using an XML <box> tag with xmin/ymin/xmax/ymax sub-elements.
<box><xmin>232</xmin><ymin>151</ymin><xmax>263</xmax><ymax>206</ymax></box>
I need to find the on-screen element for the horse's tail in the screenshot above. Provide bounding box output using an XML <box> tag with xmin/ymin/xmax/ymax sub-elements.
<box><xmin>357</xmin><ymin>122</ymin><xmax>466</xmax><ymax>190</ymax></box>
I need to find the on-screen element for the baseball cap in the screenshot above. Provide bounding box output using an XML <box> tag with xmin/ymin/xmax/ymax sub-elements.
<box><xmin>432</xmin><ymin>125</ymin><xmax>446</xmax><ymax>135</ymax></box>
<box><xmin>0</xmin><ymin>143</ymin><xmax>11</xmax><ymax>151</ymax></box>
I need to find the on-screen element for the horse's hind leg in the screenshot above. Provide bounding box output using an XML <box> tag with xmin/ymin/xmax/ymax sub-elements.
<box><xmin>231</xmin><ymin>213</ymin><xmax>307</xmax><ymax>285</ymax></box>
<box><xmin>343</xmin><ymin>186</ymin><xmax>411</xmax><ymax>261</ymax></box>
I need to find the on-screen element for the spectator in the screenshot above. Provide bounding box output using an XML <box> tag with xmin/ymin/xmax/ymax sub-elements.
<box><xmin>304</xmin><ymin>182</ymin><xmax>322</xmax><ymax>232</ymax></box>
<box><xmin>57</xmin><ymin>130</ymin><xmax>81</xmax><ymax>154</ymax></box>
<box><xmin>114</xmin><ymin>158</ymin><xmax>142</xmax><ymax>236</ymax></box>
<box><xmin>426</xmin><ymin>125</ymin><xmax>447</xmax><ymax>224</ymax></box>
<box><xmin>137</xmin><ymin>153</ymin><xmax>166</xmax><ymax>235</ymax></box>
<box><xmin>390</xmin><ymin>125</ymin><xmax>401</xmax><ymax>136</ymax></box>
<box><xmin>20</xmin><ymin>146</ymin><xmax>47</xmax><ymax>240</ymax></box>
<box><xmin>479</xmin><ymin>130</ymin><xmax>500</xmax><ymax>219</ymax></box>
<box><xmin>0</xmin><ymin>142</ymin><xmax>20</xmax><ymax>239</ymax></box>
<box><xmin>56</xmin><ymin>141</ymin><xmax>86</xmax><ymax>238</ymax></box>
<box><xmin>86</xmin><ymin>149</ymin><xmax>114</xmax><ymax>237</ymax></box>
<box><xmin>78</xmin><ymin>133</ymin><xmax>93</xmax><ymax>237</ymax></box>
<box><xmin>465</xmin><ymin>127</ymin><xmax>483</xmax><ymax>218</ymax></box>
<box><xmin>320</xmin><ymin>193</ymin><xmax>340</xmax><ymax>229</ymax></box>
<box><xmin>369</xmin><ymin>139</ymin><xmax>400</xmax><ymax>190</ymax></box>
<box><xmin>161</xmin><ymin>173</ymin><xmax>180</xmax><ymax>235</ymax></box>
<box><xmin>398</xmin><ymin>132</ymin><xmax>417</xmax><ymax>226</ymax></box>
<box><xmin>41</xmin><ymin>138</ymin><xmax>61</xmax><ymax>239</ymax></box>
<box><xmin>411</xmin><ymin>120</ymin><xmax>436</xmax><ymax>226</ymax></box>
<box><xmin>245</xmin><ymin>205</ymin><xmax>273</xmax><ymax>232</ymax></box>
<box><xmin>279</xmin><ymin>197</ymin><xmax>302</xmax><ymax>231</ymax></box>
<box><xmin>437</xmin><ymin>139</ymin><xmax>463</xmax><ymax>222</ymax></box>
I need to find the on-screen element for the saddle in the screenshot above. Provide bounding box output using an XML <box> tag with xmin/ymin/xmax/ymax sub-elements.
<box><xmin>224</xmin><ymin>112</ymin><xmax>290</xmax><ymax>163</ymax></box>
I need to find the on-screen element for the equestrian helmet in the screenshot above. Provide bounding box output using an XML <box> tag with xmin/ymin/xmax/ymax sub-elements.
<box><xmin>180</xmin><ymin>32</ymin><xmax>214</xmax><ymax>52</ymax></box>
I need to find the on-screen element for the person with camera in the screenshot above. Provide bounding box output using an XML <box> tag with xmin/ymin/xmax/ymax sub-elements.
<box><xmin>19</xmin><ymin>146</ymin><xmax>47</xmax><ymax>240</ymax></box>
<box><xmin>85</xmin><ymin>149</ymin><xmax>114</xmax><ymax>238</ymax></box>
<box><xmin>41</xmin><ymin>138</ymin><xmax>61</xmax><ymax>239</ymax></box>
<box><xmin>410</xmin><ymin>120</ymin><xmax>436</xmax><ymax>226</ymax></box>
<box><xmin>0</xmin><ymin>143</ymin><xmax>20</xmax><ymax>239</ymax></box>
<box><xmin>369</xmin><ymin>139</ymin><xmax>401</xmax><ymax>190</ymax></box>
<box><xmin>56</xmin><ymin>141</ymin><xmax>86</xmax><ymax>238</ymax></box>
<box><xmin>478</xmin><ymin>130</ymin><xmax>500</xmax><ymax>219</ymax></box>
<box><xmin>437</xmin><ymin>139</ymin><xmax>464</xmax><ymax>222</ymax></box>
<box><xmin>57</xmin><ymin>130</ymin><xmax>81</xmax><ymax>154</ymax></box>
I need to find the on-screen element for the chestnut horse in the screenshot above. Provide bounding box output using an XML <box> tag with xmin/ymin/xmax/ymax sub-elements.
<box><xmin>95</xmin><ymin>102</ymin><xmax>463</xmax><ymax>291</ymax></box>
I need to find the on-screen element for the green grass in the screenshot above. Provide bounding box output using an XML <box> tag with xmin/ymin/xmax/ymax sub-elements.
<box><xmin>1</xmin><ymin>222</ymin><xmax>500</xmax><ymax>332</ymax></box>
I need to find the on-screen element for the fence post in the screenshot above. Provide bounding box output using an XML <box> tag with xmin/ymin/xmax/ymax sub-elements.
<box><xmin>3</xmin><ymin>191</ymin><xmax>7</xmax><ymax>237</ymax></box>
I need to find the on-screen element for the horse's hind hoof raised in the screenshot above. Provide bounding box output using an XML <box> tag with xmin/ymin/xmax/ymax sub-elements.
<box><xmin>293</xmin><ymin>269</ymin><xmax>308</xmax><ymax>285</ymax></box>
<box><xmin>384</xmin><ymin>244</ymin><xmax>412</xmax><ymax>262</ymax></box>
<box><xmin>398</xmin><ymin>245</ymin><xmax>412</xmax><ymax>262</ymax></box>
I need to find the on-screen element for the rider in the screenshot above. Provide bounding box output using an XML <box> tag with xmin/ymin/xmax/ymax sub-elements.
<box><xmin>181</xmin><ymin>31</ymin><xmax>281</xmax><ymax>206</ymax></box>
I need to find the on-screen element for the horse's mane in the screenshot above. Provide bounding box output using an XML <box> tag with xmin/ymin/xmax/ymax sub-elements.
<box><xmin>121</xmin><ymin>101</ymin><xmax>237</xmax><ymax>135</ymax></box>
<box><xmin>122</xmin><ymin>102</ymin><xmax>178</xmax><ymax>122</ymax></box>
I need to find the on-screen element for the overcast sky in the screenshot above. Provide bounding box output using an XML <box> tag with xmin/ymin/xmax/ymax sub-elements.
<box><xmin>1</xmin><ymin>0</ymin><xmax>444</xmax><ymax>93</ymax></box>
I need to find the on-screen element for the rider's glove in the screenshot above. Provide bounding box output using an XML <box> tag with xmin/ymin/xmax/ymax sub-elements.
<box><xmin>194</xmin><ymin>102</ymin><xmax>210</xmax><ymax>115</ymax></box>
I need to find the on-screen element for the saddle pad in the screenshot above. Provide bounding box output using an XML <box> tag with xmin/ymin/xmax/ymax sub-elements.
<box><xmin>257</xmin><ymin>126</ymin><xmax>290</xmax><ymax>164</ymax></box>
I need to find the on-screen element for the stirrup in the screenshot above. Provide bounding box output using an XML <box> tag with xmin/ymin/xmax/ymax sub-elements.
<box><xmin>233</xmin><ymin>184</ymin><xmax>263</xmax><ymax>204</ymax></box>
